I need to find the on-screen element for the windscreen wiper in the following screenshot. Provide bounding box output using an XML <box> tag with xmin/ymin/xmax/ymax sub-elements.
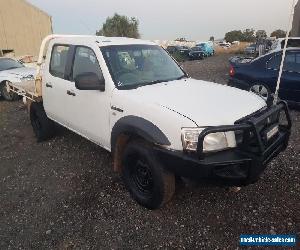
<box><xmin>176</xmin><ymin>75</ymin><xmax>188</xmax><ymax>80</ymax></box>
<box><xmin>133</xmin><ymin>79</ymin><xmax>165</xmax><ymax>89</ymax></box>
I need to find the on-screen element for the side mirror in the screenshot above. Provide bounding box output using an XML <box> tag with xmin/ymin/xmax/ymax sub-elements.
<box><xmin>75</xmin><ymin>72</ymin><xmax>105</xmax><ymax>91</ymax></box>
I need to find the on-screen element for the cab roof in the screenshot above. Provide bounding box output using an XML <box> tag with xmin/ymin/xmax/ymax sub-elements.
<box><xmin>50</xmin><ymin>35</ymin><xmax>156</xmax><ymax>47</ymax></box>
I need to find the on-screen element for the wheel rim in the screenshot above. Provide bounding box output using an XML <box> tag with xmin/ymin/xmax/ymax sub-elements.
<box><xmin>250</xmin><ymin>84</ymin><xmax>269</xmax><ymax>100</ymax></box>
<box><xmin>130</xmin><ymin>156</ymin><xmax>154</xmax><ymax>196</ymax></box>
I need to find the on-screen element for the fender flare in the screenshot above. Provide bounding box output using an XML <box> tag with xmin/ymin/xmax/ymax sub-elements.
<box><xmin>111</xmin><ymin>116</ymin><xmax>171</xmax><ymax>150</ymax></box>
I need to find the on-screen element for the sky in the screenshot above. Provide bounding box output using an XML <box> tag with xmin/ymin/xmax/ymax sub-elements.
<box><xmin>27</xmin><ymin>0</ymin><xmax>295</xmax><ymax>41</ymax></box>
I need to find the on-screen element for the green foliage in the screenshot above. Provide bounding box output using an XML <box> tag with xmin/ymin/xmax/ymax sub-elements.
<box><xmin>209</xmin><ymin>36</ymin><xmax>215</xmax><ymax>42</ymax></box>
<box><xmin>225</xmin><ymin>30</ymin><xmax>243</xmax><ymax>43</ymax></box>
<box><xmin>270</xmin><ymin>29</ymin><xmax>287</xmax><ymax>38</ymax></box>
<box><xmin>256</xmin><ymin>30</ymin><xmax>267</xmax><ymax>39</ymax></box>
<box><xmin>225</xmin><ymin>29</ymin><xmax>256</xmax><ymax>43</ymax></box>
<box><xmin>96</xmin><ymin>13</ymin><xmax>140</xmax><ymax>38</ymax></box>
<box><xmin>242</xmin><ymin>29</ymin><xmax>256</xmax><ymax>42</ymax></box>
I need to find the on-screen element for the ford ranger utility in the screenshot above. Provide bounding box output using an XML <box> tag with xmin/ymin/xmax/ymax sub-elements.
<box><xmin>7</xmin><ymin>35</ymin><xmax>291</xmax><ymax>209</ymax></box>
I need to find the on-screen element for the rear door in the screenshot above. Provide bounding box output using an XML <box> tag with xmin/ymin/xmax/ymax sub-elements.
<box><xmin>265</xmin><ymin>52</ymin><xmax>286</xmax><ymax>98</ymax></box>
<box><xmin>43</xmin><ymin>44</ymin><xmax>73</xmax><ymax>126</ymax></box>
<box><xmin>266</xmin><ymin>51</ymin><xmax>300</xmax><ymax>103</ymax></box>
<box><xmin>281</xmin><ymin>51</ymin><xmax>300</xmax><ymax>103</ymax></box>
<box><xmin>265</xmin><ymin>52</ymin><xmax>294</xmax><ymax>101</ymax></box>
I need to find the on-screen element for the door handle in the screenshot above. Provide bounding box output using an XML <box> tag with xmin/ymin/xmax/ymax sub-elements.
<box><xmin>67</xmin><ymin>90</ymin><xmax>76</xmax><ymax>96</ymax></box>
<box><xmin>46</xmin><ymin>82</ymin><xmax>53</xmax><ymax>88</ymax></box>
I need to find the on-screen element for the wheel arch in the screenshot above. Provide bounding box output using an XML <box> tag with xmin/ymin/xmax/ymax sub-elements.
<box><xmin>111</xmin><ymin>115</ymin><xmax>171</xmax><ymax>173</ymax></box>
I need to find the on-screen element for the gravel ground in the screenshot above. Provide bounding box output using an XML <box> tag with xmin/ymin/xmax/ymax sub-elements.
<box><xmin>181</xmin><ymin>54</ymin><xmax>232</xmax><ymax>85</ymax></box>
<box><xmin>0</xmin><ymin>54</ymin><xmax>299</xmax><ymax>249</ymax></box>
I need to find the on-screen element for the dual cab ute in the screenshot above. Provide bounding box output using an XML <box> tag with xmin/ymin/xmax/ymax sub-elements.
<box><xmin>8</xmin><ymin>35</ymin><xmax>291</xmax><ymax>209</ymax></box>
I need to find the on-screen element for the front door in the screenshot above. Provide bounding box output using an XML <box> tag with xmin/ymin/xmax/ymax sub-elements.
<box><xmin>64</xmin><ymin>45</ymin><xmax>111</xmax><ymax>148</ymax></box>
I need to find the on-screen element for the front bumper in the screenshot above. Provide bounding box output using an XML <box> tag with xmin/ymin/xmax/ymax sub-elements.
<box><xmin>155</xmin><ymin>102</ymin><xmax>291</xmax><ymax>186</ymax></box>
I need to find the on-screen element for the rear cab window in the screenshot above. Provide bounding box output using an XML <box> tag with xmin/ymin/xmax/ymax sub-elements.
<box><xmin>49</xmin><ymin>45</ymin><xmax>70</xmax><ymax>79</ymax></box>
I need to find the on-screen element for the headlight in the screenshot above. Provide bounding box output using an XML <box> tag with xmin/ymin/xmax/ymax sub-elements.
<box><xmin>181</xmin><ymin>128</ymin><xmax>236</xmax><ymax>152</ymax></box>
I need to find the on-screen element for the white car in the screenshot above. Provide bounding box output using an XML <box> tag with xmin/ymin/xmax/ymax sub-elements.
<box><xmin>270</xmin><ymin>37</ymin><xmax>300</xmax><ymax>51</ymax></box>
<box><xmin>9</xmin><ymin>35</ymin><xmax>291</xmax><ymax>209</ymax></box>
<box><xmin>0</xmin><ymin>58</ymin><xmax>35</xmax><ymax>101</ymax></box>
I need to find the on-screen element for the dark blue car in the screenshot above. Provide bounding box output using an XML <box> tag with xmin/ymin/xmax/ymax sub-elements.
<box><xmin>229</xmin><ymin>48</ymin><xmax>300</xmax><ymax>106</ymax></box>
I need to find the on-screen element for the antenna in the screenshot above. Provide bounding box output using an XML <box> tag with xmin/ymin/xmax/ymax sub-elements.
<box><xmin>273</xmin><ymin>0</ymin><xmax>297</xmax><ymax>105</ymax></box>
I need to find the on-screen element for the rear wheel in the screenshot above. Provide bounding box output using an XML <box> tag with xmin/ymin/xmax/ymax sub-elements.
<box><xmin>30</xmin><ymin>102</ymin><xmax>55</xmax><ymax>142</ymax></box>
<box><xmin>122</xmin><ymin>140</ymin><xmax>175</xmax><ymax>209</ymax></box>
<box><xmin>0</xmin><ymin>81</ymin><xmax>19</xmax><ymax>101</ymax></box>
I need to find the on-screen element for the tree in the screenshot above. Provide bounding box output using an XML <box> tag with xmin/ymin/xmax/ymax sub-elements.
<box><xmin>225</xmin><ymin>30</ymin><xmax>243</xmax><ymax>43</ymax></box>
<box><xmin>242</xmin><ymin>29</ymin><xmax>256</xmax><ymax>42</ymax></box>
<box><xmin>96</xmin><ymin>13</ymin><xmax>140</xmax><ymax>38</ymax></box>
<box><xmin>256</xmin><ymin>30</ymin><xmax>267</xmax><ymax>39</ymax></box>
<box><xmin>270</xmin><ymin>29</ymin><xmax>286</xmax><ymax>38</ymax></box>
<box><xmin>209</xmin><ymin>36</ymin><xmax>215</xmax><ymax>42</ymax></box>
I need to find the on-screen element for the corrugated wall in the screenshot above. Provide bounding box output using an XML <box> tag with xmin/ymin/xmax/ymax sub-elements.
<box><xmin>292</xmin><ymin>1</ymin><xmax>300</xmax><ymax>36</ymax></box>
<box><xmin>0</xmin><ymin>0</ymin><xmax>52</xmax><ymax>56</ymax></box>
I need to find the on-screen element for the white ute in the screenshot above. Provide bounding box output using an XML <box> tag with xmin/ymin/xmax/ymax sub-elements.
<box><xmin>8</xmin><ymin>35</ymin><xmax>291</xmax><ymax>209</ymax></box>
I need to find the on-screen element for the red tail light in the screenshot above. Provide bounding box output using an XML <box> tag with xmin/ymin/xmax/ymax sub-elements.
<box><xmin>229</xmin><ymin>66</ymin><xmax>235</xmax><ymax>77</ymax></box>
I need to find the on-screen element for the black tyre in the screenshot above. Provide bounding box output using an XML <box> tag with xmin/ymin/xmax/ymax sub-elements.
<box><xmin>122</xmin><ymin>140</ymin><xmax>175</xmax><ymax>209</ymax></box>
<box><xmin>30</xmin><ymin>102</ymin><xmax>55</xmax><ymax>142</ymax></box>
<box><xmin>0</xmin><ymin>81</ymin><xmax>19</xmax><ymax>101</ymax></box>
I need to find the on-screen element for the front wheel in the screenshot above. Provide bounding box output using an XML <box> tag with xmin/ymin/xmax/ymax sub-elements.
<box><xmin>122</xmin><ymin>140</ymin><xmax>175</xmax><ymax>209</ymax></box>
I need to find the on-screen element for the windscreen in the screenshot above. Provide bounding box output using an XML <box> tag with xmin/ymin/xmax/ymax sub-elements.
<box><xmin>100</xmin><ymin>44</ymin><xmax>186</xmax><ymax>89</ymax></box>
<box><xmin>0</xmin><ymin>58</ymin><xmax>24</xmax><ymax>71</ymax></box>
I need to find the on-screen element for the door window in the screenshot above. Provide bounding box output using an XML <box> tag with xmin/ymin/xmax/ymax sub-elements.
<box><xmin>267</xmin><ymin>54</ymin><xmax>281</xmax><ymax>70</ymax></box>
<box><xmin>72</xmin><ymin>46</ymin><xmax>103</xmax><ymax>81</ymax></box>
<box><xmin>50</xmin><ymin>45</ymin><xmax>70</xmax><ymax>79</ymax></box>
<box><xmin>283</xmin><ymin>52</ymin><xmax>300</xmax><ymax>73</ymax></box>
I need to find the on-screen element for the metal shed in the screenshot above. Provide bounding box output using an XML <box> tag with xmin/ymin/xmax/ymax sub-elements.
<box><xmin>0</xmin><ymin>0</ymin><xmax>52</xmax><ymax>57</ymax></box>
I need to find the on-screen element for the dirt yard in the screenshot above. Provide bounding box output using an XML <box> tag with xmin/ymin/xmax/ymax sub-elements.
<box><xmin>0</xmin><ymin>54</ymin><xmax>299</xmax><ymax>249</ymax></box>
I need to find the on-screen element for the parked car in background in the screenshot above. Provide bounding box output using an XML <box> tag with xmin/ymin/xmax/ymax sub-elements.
<box><xmin>229</xmin><ymin>48</ymin><xmax>300</xmax><ymax>106</ymax></box>
<box><xmin>232</xmin><ymin>41</ymin><xmax>240</xmax><ymax>46</ymax></box>
<box><xmin>188</xmin><ymin>47</ymin><xmax>205</xmax><ymax>60</ymax></box>
<box><xmin>195</xmin><ymin>42</ymin><xmax>214</xmax><ymax>56</ymax></box>
<box><xmin>244</xmin><ymin>44</ymin><xmax>257</xmax><ymax>55</ymax></box>
<box><xmin>166</xmin><ymin>45</ymin><xmax>190</xmax><ymax>56</ymax></box>
<box><xmin>271</xmin><ymin>37</ymin><xmax>300</xmax><ymax>52</ymax></box>
<box><xmin>219</xmin><ymin>42</ymin><xmax>231</xmax><ymax>49</ymax></box>
<box><xmin>0</xmin><ymin>58</ymin><xmax>35</xmax><ymax>101</ymax></box>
